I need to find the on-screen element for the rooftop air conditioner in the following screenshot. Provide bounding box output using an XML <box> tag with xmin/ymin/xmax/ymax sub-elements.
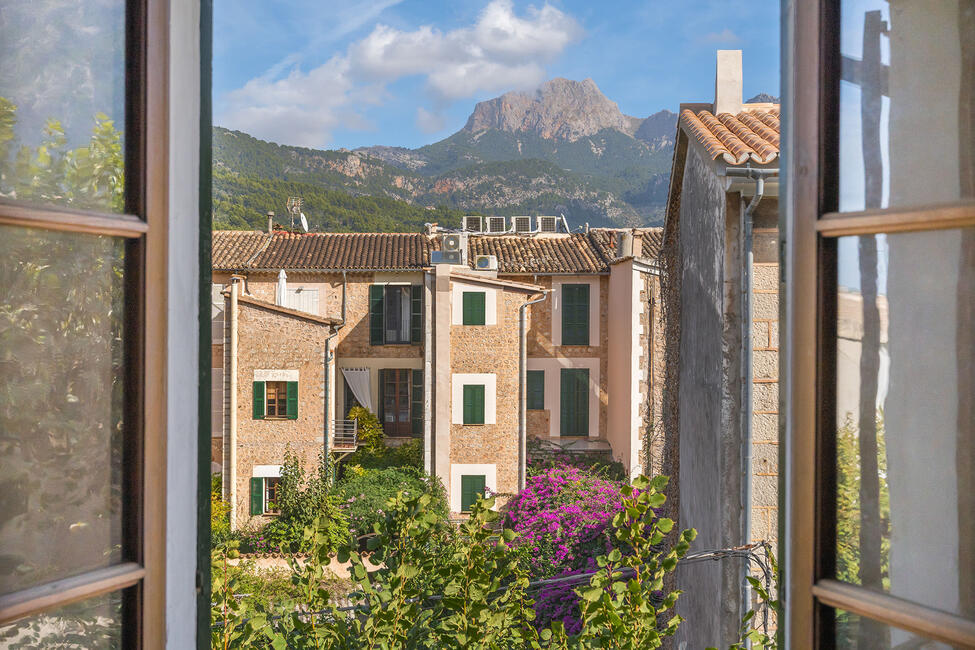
<box><xmin>432</xmin><ymin>250</ymin><xmax>465</xmax><ymax>265</ymax></box>
<box><xmin>512</xmin><ymin>216</ymin><xmax>533</xmax><ymax>233</ymax></box>
<box><xmin>474</xmin><ymin>254</ymin><xmax>498</xmax><ymax>271</ymax></box>
<box><xmin>486</xmin><ymin>216</ymin><xmax>507</xmax><ymax>234</ymax></box>
<box><xmin>463</xmin><ymin>215</ymin><xmax>483</xmax><ymax>232</ymax></box>
<box><xmin>537</xmin><ymin>215</ymin><xmax>559</xmax><ymax>233</ymax></box>
<box><xmin>442</xmin><ymin>232</ymin><xmax>468</xmax><ymax>252</ymax></box>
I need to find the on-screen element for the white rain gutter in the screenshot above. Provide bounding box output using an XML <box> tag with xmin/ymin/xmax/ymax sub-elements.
<box><xmin>227</xmin><ymin>276</ymin><xmax>241</xmax><ymax>530</ymax></box>
<box><xmin>323</xmin><ymin>271</ymin><xmax>348</xmax><ymax>467</ymax></box>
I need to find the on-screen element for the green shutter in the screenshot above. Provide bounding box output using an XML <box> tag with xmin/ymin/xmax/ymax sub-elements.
<box><xmin>527</xmin><ymin>370</ymin><xmax>545</xmax><ymax>410</ymax></box>
<box><xmin>369</xmin><ymin>284</ymin><xmax>385</xmax><ymax>345</ymax></box>
<box><xmin>461</xmin><ymin>475</ymin><xmax>486</xmax><ymax>512</ymax></box>
<box><xmin>560</xmin><ymin>369</ymin><xmax>589</xmax><ymax>436</ymax></box>
<box><xmin>463</xmin><ymin>384</ymin><xmax>485</xmax><ymax>425</ymax></box>
<box><xmin>252</xmin><ymin>381</ymin><xmax>265</xmax><ymax>419</ymax></box>
<box><xmin>249</xmin><ymin>477</ymin><xmax>264</xmax><ymax>515</ymax></box>
<box><xmin>410</xmin><ymin>284</ymin><xmax>423</xmax><ymax>344</ymax></box>
<box><xmin>462</xmin><ymin>291</ymin><xmax>486</xmax><ymax>326</ymax></box>
<box><xmin>411</xmin><ymin>369</ymin><xmax>423</xmax><ymax>437</ymax></box>
<box><xmin>286</xmin><ymin>381</ymin><xmax>298</xmax><ymax>420</ymax></box>
<box><xmin>561</xmin><ymin>284</ymin><xmax>590</xmax><ymax>346</ymax></box>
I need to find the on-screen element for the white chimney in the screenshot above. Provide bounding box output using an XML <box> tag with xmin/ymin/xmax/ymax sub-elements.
<box><xmin>714</xmin><ymin>50</ymin><xmax>743</xmax><ymax>116</ymax></box>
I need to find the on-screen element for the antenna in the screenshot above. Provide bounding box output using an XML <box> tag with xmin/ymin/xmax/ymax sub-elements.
<box><xmin>286</xmin><ymin>196</ymin><xmax>303</xmax><ymax>230</ymax></box>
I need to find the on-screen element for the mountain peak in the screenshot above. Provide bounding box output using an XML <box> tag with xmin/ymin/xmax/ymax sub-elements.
<box><xmin>463</xmin><ymin>77</ymin><xmax>637</xmax><ymax>141</ymax></box>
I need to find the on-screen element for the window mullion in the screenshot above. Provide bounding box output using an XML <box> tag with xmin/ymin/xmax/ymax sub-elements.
<box><xmin>817</xmin><ymin>201</ymin><xmax>975</xmax><ymax>237</ymax></box>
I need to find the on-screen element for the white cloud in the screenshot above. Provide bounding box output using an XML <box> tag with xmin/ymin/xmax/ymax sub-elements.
<box><xmin>699</xmin><ymin>28</ymin><xmax>741</xmax><ymax>44</ymax></box>
<box><xmin>217</xmin><ymin>0</ymin><xmax>583</xmax><ymax>147</ymax></box>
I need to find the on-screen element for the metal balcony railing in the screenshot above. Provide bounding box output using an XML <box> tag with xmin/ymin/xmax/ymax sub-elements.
<box><xmin>332</xmin><ymin>419</ymin><xmax>359</xmax><ymax>451</ymax></box>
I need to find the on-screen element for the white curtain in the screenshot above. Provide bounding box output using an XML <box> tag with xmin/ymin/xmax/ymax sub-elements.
<box><xmin>341</xmin><ymin>367</ymin><xmax>373</xmax><ymax>414</ymax></box>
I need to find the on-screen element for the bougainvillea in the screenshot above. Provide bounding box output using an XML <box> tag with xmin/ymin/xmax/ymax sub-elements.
<box><xmin>502</xmin><ymin>464</ymin><xmax>626</xmax><ymax>576</ymax></box>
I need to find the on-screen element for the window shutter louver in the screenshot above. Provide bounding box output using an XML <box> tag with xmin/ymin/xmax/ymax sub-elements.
<box><xmin>378</xmin><ymin>368</ymin><xmax>386</xmax><ymax>429</ymax></box>
<box><xmin>250</xmin><ymin>477</ymin><xmax>264</xmax><ymax>515</ymax></box>
<box><xmin>561</xmin><ymin>284</ymin><xmax>590</xmax><ymax>346</ymax></box>
<box><xmin>463</xmin><ymin>384</ymin><xmax>485</xmax><ymax>425</ymax></box>
<box><xmin>411</xmin><ymin>369</ymin><xmax>423</xmax><ymax>436</ymax></box>
<box><xmin>253</xmin><ymin>381</ymin><xmax>265</xmax><ymax>419</ymax></box>
<box><xmin>410</xmin><ymin>284</ymin><xmax>423</xmax><ymax>344</ymax></box>
<box><xmin>286</xmin><ymin>381</ymin><xmax>298</xmax><ymax>420</ymax></box>
<box><xmin>461</xmin><ymin>475</ymin><xmax>486</xmax><ymax>512</ymax></box>
<box><xmin>560</xmin><ymin>369</ymin><xmax>589</xmax><ymax>436</ymax></box>
<box><xmin>462</xmin><ymin>292</ymin><xmax>486</xmax><ymax>325</ymax></box>
<box><xmin>527</xmin><ymin>370</ymin><xmax>545</xmax><ymax>410</ymax></box>
<box><xmin>369</xmin><ymin>285</ymin><xmax>385</xmax><ymax>345</ymax></box>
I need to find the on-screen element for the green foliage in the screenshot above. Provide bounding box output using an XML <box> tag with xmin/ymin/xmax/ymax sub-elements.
<box><xmin>720</xmin><ymin>545</ymin><xmax>779</xmax><ymax>650</ymax></box>
<box><xmin>211</xmin><ymin>474</ymin><xmax>234</xmax><ymax>547</ymax></box>
<box><xmin>340</xmin><ymin>406</ymin><xmax>424</xmax><ymax>472</ymax></box>
<box><xmin>335</xmin><ymin>467</ymin><xmax>447</xmax><ymax>540</ymax></box>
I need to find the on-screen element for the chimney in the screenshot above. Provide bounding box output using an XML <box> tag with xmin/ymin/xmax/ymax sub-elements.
<box><xmin>267</xmin><ymin>211</ymin><xmax>274</xmax><ymax>234</ymax></box>
<box><xmin>617</xmin><ymin>230</ymin><xmax>634</xmax><ymax>258</ymax></box>
<box><xmin>714</xmin><ymin>50</ymin><xmax>743</xmax><ymax>116</ymax></box>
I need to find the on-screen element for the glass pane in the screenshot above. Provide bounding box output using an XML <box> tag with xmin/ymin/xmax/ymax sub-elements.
<box><xmin>835</xmin><ymin>228</ymin><xmax>975</xmax><ymax>618</ymax></box>
<box><xmin>0</xmin><ymin>589</ymin><xmax>123</xmax><ymax>648</ymax></box>
<box><xmin>838</xmin><ymin>1</ymin><xmax>975</xmax><ymax>212</ymax></box>
<box><xmin>834</xmin><ymin>609</ymin><xmax>961</xmax><ymax>649</ymax></box>
<box><xmin>0</xmin><ymin>226</ymin><xmax>125</xmax><ymax>594</ymax></box>
<box><xmin>0</xmin><ymin>1</ymin><xmax>126</xmax><ymax>213</ymax></box>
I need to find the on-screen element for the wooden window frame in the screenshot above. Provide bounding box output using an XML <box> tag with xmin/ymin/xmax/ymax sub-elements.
<box><xmin>785</xmin><ymin>1</ymin><xmax>975</xmax><ymax>647</ymax></box>
<box><xmin>380</xmin><ymin>368</ymin><xmax>413</xmax><ymax>437</ymax></box>
<box><xmin>0</xmin><ymin>0</ymin><xmax>169</xmax><ymax>644</ymax></box>
<box><xmin>263</xmin><ymin>477</ymin><xmax>281</xmax><ymax>515</ymax></box>
<box><xmin>265</xmin><ymin>381</ymin><xmax>287</xmax><ymax>418</ymax></box>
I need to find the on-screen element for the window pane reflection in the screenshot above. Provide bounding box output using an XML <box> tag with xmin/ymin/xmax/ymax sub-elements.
<box><xmin>0</xmin><ymin>0</ymin><xmax>126</xmax><ymax>213</ymax></box>
<box><xmin>835</xmin><ymin>609</ymin><xmax>960</xmax><ymax>649</ymax></box>
<box><xmin>838</xmin><ymin>1</ymin><xmax>975</xmax><ymax>211</ymax></box>
<box><xmin>835</xmin><ymin>229</ymin><xmax>975</xmax><ymax>619</ymax></box>
<box><xmin>0</xmin><ymin>589</ymin><xmax>123</xmax><ymax>648</ymax></box>
<box><xmin>0</xmin><ymin>226</ymin><xmax>125</xmax><ymax>594</ymax></box>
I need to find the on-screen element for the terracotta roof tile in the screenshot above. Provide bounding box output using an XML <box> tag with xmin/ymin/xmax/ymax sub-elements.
<box><xmin>469</xmin><ymin>233</ymin><xmax>606</xmax><ymax>274</ymax></box>
<box><xmin>212</xmin><ymin>230</ymin><xmax>271</xmax><ymax>270</ymax></box>
<box><xmin>679</xmin><ymin>106</ymin><xmax>780</xmax><ymax>165</ymax></box>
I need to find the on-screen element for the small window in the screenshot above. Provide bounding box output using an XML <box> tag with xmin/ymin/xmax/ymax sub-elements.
<box><xmin>561</xmin><ymin>284</ymin><xmax>590</xmax><ymax>346</ymax></box>
<box><xmin>253</xmin><ymin>380</ymin><xmax>298</xmax><ymax>420</ymax></box>
<box><xmin>265</xmin><ymin>381</ymin><xmax>287</xmax><ymax>417</ymax></box>
<box><xmin>463</xmin><ymin>384</ymin><xmax>485</xmax><ymax>425</ymax></box>
<box><xmin>462</xmin><ymin>291</ymin><xmax>486</xmax><ymax>325</ymax></box>
<box><xmin>460</xmin><ymin>474</ymin><xmax>486</xmax><ymax>513</ymax></box>
<box><xmin>264</xmin><ymin>477</ymin><xmax>281</xmax><ymax>514</ymax></box>
<box><xmin>527</xmin><ymin>370</ymin><xmax>545</xmax><ymax>410</ymax></box>
<box><xmin>250</xmin><ymin>476</ymin><xmax>281</xmax><ymax>515</ymax></box>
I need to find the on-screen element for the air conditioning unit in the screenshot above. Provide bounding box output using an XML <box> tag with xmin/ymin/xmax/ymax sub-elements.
<box><xmin>486</xmin><ymin>216</ymin><xmax>507</xmax><ymax>233</ymax></box>
<box><xmin>463</xmin><ymin>215</ymin><xmax>483</xmax><ymax>232</ymax></box>
<box><xmin>474</xmin><ymin>254</ymin><xmax>498</xmax><ymax>271</ymax></box>
<box><xmin>432</xmin><ymin>250</ymin><xmax>465</xmax><ymax>265</ymax></box>
<box><xmin>442</xmin><ymin>232</ymin><xmax>468</xmax><ymax>252</ymax></box>
<box><xmin>537</xmin><ymin>215</ymin><xmax>559</xmax><ymax>233</ymax></box>
<box><xmin>512</xmin><ymin>216</ymin><xmax>533</xmax><ymax>233</ymax></box>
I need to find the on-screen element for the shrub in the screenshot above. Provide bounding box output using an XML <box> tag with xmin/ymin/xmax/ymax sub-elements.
<box><xmin>527</xmin><ymin>438</ymin><xmax>627</xmax><ymax>481</ymax></box>
<box><xmin>335</xmin><ymin>467</ymin><xmax>447</xmax><ymax>539</ymax></box>
<box><xmin>210</xmin><ymin>474</ymin><xmax>234</xmax><ymax>547</ymax></box>
<box><xmin>339</xmin><ymin>407</ymin><xmax>424</xmax><ymax>474</ymax></box>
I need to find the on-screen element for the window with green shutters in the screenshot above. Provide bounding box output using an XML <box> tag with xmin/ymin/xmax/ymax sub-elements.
<box><xmin>249</xmin><ymin>477</ymin><xmax>281</xmax><ymax>515</ymax></box>
<box><xmin>463</xmin><ymin>384</ymin><xmax>485</xmax><ymax>425</ymax></box>
<box><xmin>249</xmin><ymin>477</ymin><xmax>264</xmax><ymax>515</ymax></box>
<box><xmin>560</xmin><ymin>368</ymin><xmax>589</xmax><ymax>436</ymax></box>
<box><xmin>252</xmin><ymin>380</ymin><xmax>298</xmax><ymax>419</ymax></box>
<box><xmin>561</xmin><ymin>284</ymin><xmax>590</xmax><ymax>346</ymax></box>
<box><xmin>410</xmin><ymin>369</ymin><xmax>423</xmax><ymax>436</ymax></box>
<box><xmin>460</xmin><ymin>474</ymin><xmax>486</xmax><ymax>512</ymax></box>
<box><xmin>527</xmin><ymin>370</ymin><xmax>545</xmax><ymax>410</ymax></box>
<box><xmin>462</xmin><ymin>291</ymin><xmax>486</xmax><ymax>325</ymax></box>
<box><xmin>370</xmin><ymin>284</ymin><xmax>423</xmax><ymax>345</ymax></box>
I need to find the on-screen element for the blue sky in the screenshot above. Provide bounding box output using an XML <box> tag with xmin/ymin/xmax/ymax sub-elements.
<box><xmin>214</xmin><ymin>0</ymin><xmax>780</xmax><ymax>150</ymax></box>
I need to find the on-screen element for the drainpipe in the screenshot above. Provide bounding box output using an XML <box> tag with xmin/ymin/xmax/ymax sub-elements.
<box><xmin>724</xmin><ymin>165</ymin><xmax>777</xmax><ymax>634</ymax></box>
<box><xmin>228</xmin><ymin>276</ymin><xmax>241</xmax><ymax>530</ymax></box>
<box><xmin>324</xmin><ymin>272</ymin><xmax>348</xmax><ymax>475</ymax></box>
<box><xmin>519</xmin><ymin>291</ymin><xmax>549</xmax><ymax>491</ymax></box>
<box><xmin>423</xmin><ymin>271</ymin><xmax>434</xmax><ymax>475</ymax></box>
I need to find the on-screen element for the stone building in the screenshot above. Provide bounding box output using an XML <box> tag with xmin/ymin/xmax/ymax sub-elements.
<box><xmin>212</xmin><ymin>221</ymin><xmax>666</xmax><ymax>527</ymax></box>
<box><xmin>659</xmin><ymin>50</ymin><xmax>780</xmax><ymax>647</ymax></box>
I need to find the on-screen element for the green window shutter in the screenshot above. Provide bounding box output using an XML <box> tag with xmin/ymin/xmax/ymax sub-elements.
<box><xmin>560</xmin><ymin>369</ymin><xmax>589</xmax><ymax>436</ymax></box>
<box><xmin>410</xmin><ymin>284</ymin><xmax>423</xmax><ymax>344</ymax></box>
<box><xmin>527</xmin><ymin>370</ymin><xmax>545</xmax><ymax>410</ymax></box>
<box><xmin>411</xmin><ymin>369</ymin><xmax>423</xmax><ymax>436</ymax></box>
<box><xmin>463</xmin><ymin>384</ymin><xmax>485</xmax><ymax>425</ymax></box>
<box><xmin>461</xmin><ymin>475</ymin><xmax>486</xmax><ymax>512</ymax></box>
<box><xmin>286</xmin><ymin>381</ymin><xmax>298</xmax><ymax>420</ymax></box>
<box><xmin>252</xmin><ymin>381</ymin><xmax>265</xmax><ymax>419</ymax></box>
<box><xmin>462</xmin><ymin>291</ymin><xmax>486</xmax><ymax>325</ymax></box>
<box><xmin>369</xmin><ymin>284</ymin><xmax>385</xmax><ymax>345</ymax></box>
<box><xmin>561</xmin><ymin>284</ymin><xmax>590</xmax><ymax>346</ymax></box>
<box><xmin>249</xmin><ymin>477</ymin><xmax>264</xmax><ymax>515</ymax></box>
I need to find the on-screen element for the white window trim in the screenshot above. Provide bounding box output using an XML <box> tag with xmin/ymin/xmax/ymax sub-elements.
<box><xmin>254</xmin><ymin>369</ymin><xmax>299</xmax><ymax>382</ymax></box>
<box><xmin>449</xmin><ymin>463</ymin><xmax>497</xmax><ymax>513</ymax></box>
<box><xmin>527</xmin><ymin>357</ymin><xmax>600</xmax><ymax>438</ymax></box>
<box><xmin>451</xmin><ymin>282</ymin><xmax>498</xmax><ymax>325</ymax></box>
<box><xmin>552</xmin><ymin>277</ymin><xmax>600</xmax><ymax>347</ymax></box>
<box><xmin>451</xmin><ymin>373</ymin><xmax>497</xmax><ymax>425</ymax></box>
<box><xmin>253</xmin><ymin>464</ymin><xmax>282</xmax><ymax>478</ymax></box>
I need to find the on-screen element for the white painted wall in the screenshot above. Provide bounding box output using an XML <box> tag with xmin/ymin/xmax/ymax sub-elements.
<box><xmin>526</xmin><ymin>357</ymin><xmax>600</xmax><ymax>437</ymax></box>
<box><xmin>551</xmin><ymin>277</ymin><xmax>601</xmax><ymax>347</ymax></box>
<box><xmin>450</xmin><ymin>281</ymin><xmax>498</xmax><ymax>325</ymax></box>
<box><xmin>450</xmin><ymin>373</ymin><xmax>498</xmax><ymax>425</ymax></box>
<box><xmin>449</xmin><ymin>463</ymin><xmax>497</xmax><ymax>513</ymax></box>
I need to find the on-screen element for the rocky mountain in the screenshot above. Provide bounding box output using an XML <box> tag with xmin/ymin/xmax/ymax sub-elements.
<box><xmin>214</xmin><ymin>78</ymin><xmax>685</xmax><ymax>230</ymax></box>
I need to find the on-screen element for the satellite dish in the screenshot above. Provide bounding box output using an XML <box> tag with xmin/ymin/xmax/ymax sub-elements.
<box><xmin>300</xmin><ymin>213</ymin><xmax>309</xmax><ymax>233</ymax></box>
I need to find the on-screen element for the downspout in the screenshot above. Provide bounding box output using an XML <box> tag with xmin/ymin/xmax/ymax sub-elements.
<box><xmin>423</xmin><ymin>271</ymin><xmax>434</xmax><ymax>475</ymax></box>
<box><xmin>519</xmin><ymin>291</ymin><xmax>549</xmax><ymax>492</ymax></box>
<box><xmin>324</xmin><ymin>271</ymin><xmax>348</xmax><ymax>475</ymax></box>
<box><xmin>228</xmin><ymin>276</ymin><xmax>241</xmax><ymax>530</ymax></box>
<box><xmin>725</xmin><ymin>165</ymin><xmax>777</xmax><ymax>634</ymax></box>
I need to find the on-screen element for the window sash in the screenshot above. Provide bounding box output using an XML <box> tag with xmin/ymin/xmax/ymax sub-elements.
<box><xmin>462</xmin><ymin>291</ymin><xmax>486</xmax><ymax>325</ymax></box>
<box><xmin>561</xmin><ymin>284</ymin><xmax>590</xmax><ymax>345</ymax></box>
<box><xmin>527</xmin><ymin>370</ymin><xmax>545</xmax><ymax>410</ymax></box>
